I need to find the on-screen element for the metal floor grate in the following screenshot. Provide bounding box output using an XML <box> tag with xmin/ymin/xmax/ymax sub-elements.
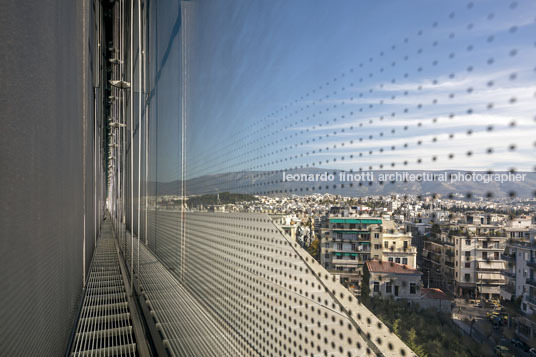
<box><xmin>70</xmin><ymin>222</ymin><xmax>138</xmax><ymax>357</ymax></box>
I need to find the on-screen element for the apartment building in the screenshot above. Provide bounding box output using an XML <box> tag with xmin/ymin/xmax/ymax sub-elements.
<box><xmin>371</xmin><ymin>220</ymin><xmax>417</xmax><ymax>268</ymax></box>
<box><xmin>500</xmin><ymin>242</ymin><xmax>536</xmax><ymax>301</ymax></box>
<box><xmin>405</xmin><ymin>220</ymin><xmax>432</xmax><ymax>267</ymax></box>
<box><xmin>320</xmin><ymin>208</ymin><xmax>382</xmax><ymax>288</ymax></box>
<box><xmin>495</xmin><ymin>237</ymin><xmax>536</xmax><ymax>345</ymax></box>
<box><xmin>454</xmin><ymin>235</ymin><xmax>506</xmax><ymax>299</ymax></box>
<box><xmin>464</xmin><ymin>211</ymin><xmax>508</xmax><ymax>226</ymax></box>
<box><xmin>422</xmin><ymin>232</ymin><xmax>455</xmax><ymax>294</ymax></box>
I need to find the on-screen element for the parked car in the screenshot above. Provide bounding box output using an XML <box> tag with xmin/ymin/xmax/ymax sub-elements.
<box><xmin>495</xmin><ymin>345</ymin><xmax>512</xmax><ymax>356</ymax></box>
<box><xmin>487</xmin><ymin>311</ymin><xmax>500</xmax><ymax>319</ymax></box>
<box><xmin>529</xmin><ymin>347</ymin><xmax>536</xmax><ymax>356</ymax></box>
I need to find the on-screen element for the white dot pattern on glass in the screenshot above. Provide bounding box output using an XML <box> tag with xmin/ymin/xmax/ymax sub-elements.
<box><xmin>183</xmin><ymin>0</ymin><xmax>536</xmax><ymax>200</ymax></box>
<box><xmin>137</xmin><ymin>212</ymin><xmax>415</xmax><ymax>356</ymax></box>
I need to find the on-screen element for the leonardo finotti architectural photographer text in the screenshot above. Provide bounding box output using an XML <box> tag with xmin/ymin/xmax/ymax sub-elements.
<box><xmin>282</xmin><ymin>171</ymin><xmax>527</xmax><ymax>184</ymax></box>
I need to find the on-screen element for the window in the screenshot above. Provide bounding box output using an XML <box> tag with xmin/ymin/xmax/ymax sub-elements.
<box><xmin>386</xmin><ymin>282</ymin><xmax>392</xmax><ymax>293</ymax></box>
<box><xmin>482</xmin><ymin>252</ymin><xmax>487</xmax><ymax>260</ymax></box>
<box><xmin>465</xmin><ymin>251</ymin><xmax>470</xmax><ymax>258</ymax></box>
<box><xmin>465</xmin><ymin>239</ymin><xmax>471</xmax><ymax>245</ymax></box>
<box><xmin>402</xmin><ymin>258</ymin><xmax>408</xmax><ymax>265</ymax></box>
<box><xmin>336</xmin><ymin>255</ymin><xmax>342</xmax><ymax>260</ymax></box>
<box><xmin>456</xmin><ymin>261</ymin><xmax>458</xmax><ymax>266</ymax></box>
<box><xmin>373</xmin><ymin>282</ymin><xmax>379</xmax><ymax>292</ymax></box>
<box><xmin>374</xmin><ymin>233</ymin><xmax>380</xmax><ymax>239</ymax></box>
<box><xmin>403</xmin><ymin>241</ymin><xmax>408</xmax><ymax>249</ymax></box>
<box><xmin>374</xmin><ymin>255</ymin><xmax>379</xmax><ymax>260</ymax></box>
<box><xmin>388</xmin><ymin>257</ymin><xmax>393</xmax><ymax>262</ymax></box>
<box><xmin>384</xmin><ymin>242</ymin><xmax>389</xmax><ymax>248</ymax></box>
<box><xmin>482</xmin><ymin>241</ymin><xmax>488</xmax><ymax>249</ymax></box>
<box><xmin>351</xmin><ymin>243</ymin><xmax>356</xmax><ymax>251</ymax></box>
<box><xmin>410</xmin><ymin>283</ymin><xmax>416</xmax><ymax>294</ymax></box>
<box><xmin>350</xmin><ymin>255</ymin><xmax>356</xmax><ymax>260</ymax></box>
<box><xmin>336</xmin><ymin>266</ymin><xmax>343</xmax><ymax>271</ymax></box>
<box><xmin>456</xmin><ymin>272</ymin><xmax>458</xmax><ymax>278</ymax></box>
<box><xmin>494</xmin><ymin>252</ymin><xmax>499</xmax><ymax>260</ymax></box>
<box><xmin>465</xmin><ymin>262</ymin><xmax>470</xmax><ymax>268</ymax></box>
<box><xmin>464</xmin><ymin>273</ymin><xmax>471</xmax><ymax>281</ymax></box>
<box><xmin>349</xmin><ymin>224</ymin><xmax>356</xmax><ymax>229</ymax></box>
<box><xmin>374</xmin><ymin>244</ymin><xmax>380</xmax><ymax>249</ymax></box>
<box><xmin>395</xmin><ymin>258</ymin><xmax>401</xmax><ymax>263</ymax></box>
<box><xmin>324</xmin><ymin>254</ymin><xmax>330</xmax><ymax>259</ymax></box>
<box><xmin>337</xmin><ymin>243</ymin><xmax>343</xmax><ymax>250</ymax></box>
<box><xmin>337</xmin><ymin>233</ymin><xmax>343</xmax><ymax>240</ymax></box>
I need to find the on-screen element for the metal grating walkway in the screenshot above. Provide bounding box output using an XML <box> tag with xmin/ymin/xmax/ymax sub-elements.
<box><xmin>70</xmin><ymin>220</ymin><xmax>138</xmax><ymax>357</ymax></box>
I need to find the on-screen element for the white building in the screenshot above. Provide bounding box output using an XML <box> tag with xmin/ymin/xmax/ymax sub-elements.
<box><xmin>365</xmin><ymin>260</ymin><xmax>422</xmax><ymax>300</ymax></box>
<box><xmin>371</xmin><ymin>220</ymin><xmax>417</xmax><ymax>268</ymax></box>
<box><xmin>454</xmin><ymin>235</ymin><xmax>506</xmax><ymax>299</ymax></box>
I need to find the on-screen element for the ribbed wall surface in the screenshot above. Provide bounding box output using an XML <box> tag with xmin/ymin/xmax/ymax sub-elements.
<box><xmin>0</xmin><ymin>0</ymin><xmax>105</xmax><ymax>354</ymax></box>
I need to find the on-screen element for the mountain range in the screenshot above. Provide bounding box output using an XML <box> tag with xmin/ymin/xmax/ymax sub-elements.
<box><xmin>147</xmin><ymin>168</ymin><xmax>536</xmax><ymax>199</ymax></box>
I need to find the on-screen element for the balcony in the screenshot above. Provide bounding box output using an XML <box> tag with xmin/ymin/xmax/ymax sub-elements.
<box><xmin>334</xmin><ymin>250</ymin><xmax>370</xmax><ymax>256</ymax></box>
<box><xmin>430</xmin><ymin>257</ymin><xmax>441</xmax><ymax>265</ymax></box>
<box><xmin>332</xmin><ymin>259</ymin><xmax>360</xmax><ymax>265</ymax></box>
<box><xmin>528</xmin><ymin>259</ymin><xmax>536</xmax><ymax>269</ymax></box>
<box><xmin>501</xmin><ymin>284</ymin><xmax>515</xmax><ymax>294</ymax></box>
<box><xmin>476</xmin><ymin>247</ymin><xmax>501</xmax><ymax>252</ymax></box>
<box><xmin>502</xmin><ymin>270</ymin><xmax>515</xmax><ymax>278</ymax></box>
<box><xmin>526</xmin><ymin>277</ymin><xmax>536</xmax><ymax>287</ymax></box>
<box><xmin>501</xmin><ymin>253</ymin><xmax>515</xmax><ymax>262</ymax></box>
<box><xmin>383</xmin><ymin>247</ymin><xmax>417</xmax><ymax>255</ymax></box>
<box><xmin>525</xmin><ymin>294</ymin><xmax>536</xmax><ymax>305</ymax></box>
<box><xmin>331</xmin><ymin>232</ymin><xmax>371</xmax><ymax>242</ymax></box>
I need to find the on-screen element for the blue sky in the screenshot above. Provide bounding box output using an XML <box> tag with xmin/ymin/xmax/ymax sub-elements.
<box><xmin>152</xmin><ymin>0</ymin><xmax>536</xmax><ymax>182</ymax></box>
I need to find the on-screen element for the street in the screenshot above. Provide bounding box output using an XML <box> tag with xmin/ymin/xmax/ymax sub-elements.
<box><xmin>452</xmin><ymin>299</ymin><xmax>531</xmax><ymax>357</ymax></box>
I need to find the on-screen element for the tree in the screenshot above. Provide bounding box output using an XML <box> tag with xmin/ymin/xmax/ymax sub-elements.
<box><xmin>408</xmin><ymin>328</ymin><xmax>427</xmax><ymax>357</ymax></box>
<box><xmin>392</xmin><ymin>319</ymin><xmax>401</xmax><ymax>335</ymax></box>
<box><xmin>431</xmin><ymin>223</ymin><xmax>441</xmax><ymax>239</ymax></box>
<box><xmin>360</xmin><ymin>263</ymin><xmax>371</xmax><ymax>303</ymax></box>
<box><xmin>306</xmin><ymin>238</ymin><xmax>320</xmax><ymax>261</ymax></box>
<box><xmin>362</xmin><ymin>297</ymin><xmax>481</xmax><ymax>357</ymax></box>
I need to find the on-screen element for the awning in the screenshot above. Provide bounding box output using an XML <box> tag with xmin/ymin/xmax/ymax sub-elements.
<box><xmin>335</xmin><ymin>252</ymin><xmax>358</xmax><ymax>257</ymax></box>
<box><xmin>478</xmin><ymin>273</ymin><xmax>504</xmax><ymax>281</ymax></box>
<box><xmin>478</xmin><ymin>285</ymin><xmax>501</xmax><ymax>294</ymax></box>
<box><xmin>478</xmin><ymin>261</ymin><xmax>505</xmax><ymax>270</ymax></box>
<box><xmin>332</xmin><ymin>230</ymin><xmax>370</xmax><ymax>234</ymax></box>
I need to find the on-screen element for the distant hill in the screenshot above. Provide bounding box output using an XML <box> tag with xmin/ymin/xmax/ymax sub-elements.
<box><xmin>147</xmin><ymin>168</ymin><xmax>536</xmax><ymax>198</ymax></box>
<box><xmin>187</xmin><ymin>192</ymin><xmax>258</xmax><ymax>207</ymax></box>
